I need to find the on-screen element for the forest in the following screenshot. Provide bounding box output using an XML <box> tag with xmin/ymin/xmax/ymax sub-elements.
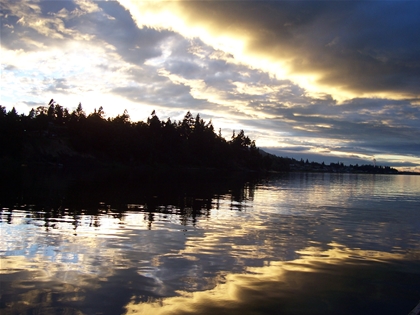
<box><xmin>0</xmin><ymin>100</ymin><xmax>289</xmax><ymax>172</ymax></box>
<box><xmin>0</xmin><ymin>100</ymin><xmax>399</xmax><ymax>174</ymax></box>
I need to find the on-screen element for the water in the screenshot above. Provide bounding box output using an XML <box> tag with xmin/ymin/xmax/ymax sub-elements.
<box><xmin>1</xmin><ymin>170</ymin><xmax>419</xmax><ymax>315</ymax></box>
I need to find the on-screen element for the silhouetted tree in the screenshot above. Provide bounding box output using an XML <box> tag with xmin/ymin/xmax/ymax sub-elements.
<box><xmin>0</xmin><ymin>105</ymin><xmax>7</xmax><ymax>118</ymax></box>
<box><xmin>0</xmin><ymin>100</ymin><xmax>297</xmax><ymax>172</ymax></box>
<box><xmin>180</xmin><ymin>111</ymin><xmax>195</xmax><ymax>139</ymax></box>
<box><xmin>112</xmin><ymin>109</ymin><xmax>130</xmax><ymax>125</ymax></box>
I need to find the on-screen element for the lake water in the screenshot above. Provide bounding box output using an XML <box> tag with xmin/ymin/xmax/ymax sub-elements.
<box><xmin>1</xmin><ymin>170</ymin><xmax>419</xmax><ymax>315</ymax></box>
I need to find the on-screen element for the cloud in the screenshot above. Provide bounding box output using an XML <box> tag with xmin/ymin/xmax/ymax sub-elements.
<box><xmin>119</xmin><ymin>1</ymin><xmax>420</xmax><ymax>100</ymax></box>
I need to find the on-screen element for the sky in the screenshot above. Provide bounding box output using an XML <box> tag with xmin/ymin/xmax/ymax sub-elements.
<box><xmin>1</xmin><ymin>0</ymin><xmax>420</xmax><ymax>171</ymax></box>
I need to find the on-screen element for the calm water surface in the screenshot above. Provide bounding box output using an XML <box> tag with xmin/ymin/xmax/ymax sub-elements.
<box><xmin>1</xmin><ymin>170</ymin><xmax>419</xmax><ymax>315</ymax></box>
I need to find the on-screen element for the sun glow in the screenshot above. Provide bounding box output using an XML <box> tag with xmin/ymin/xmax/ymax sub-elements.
<box><xmin>117</xmin><ymin>1</ymin><xmax>290</xmax><ymax>80</ymax></box>
<box><xmin>118</xmin><ymin>0</ymin><xmax>419</xmax><ymax>104</ymax></box>
<box><xmin>117</xmin><ymin>0</ymin><xmax>363</xmax><ymax>103</ymax></box>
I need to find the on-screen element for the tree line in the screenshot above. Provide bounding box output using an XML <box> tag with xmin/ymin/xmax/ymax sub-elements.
<box><xmin>0</xmin><ymin>101</ymin><xmax>289</xmax><ymax>171</ymax></box>
<box><xmin>0</xmin><ymin>100</ymin><xmax>399</xmax><ymax>174</ymax></box>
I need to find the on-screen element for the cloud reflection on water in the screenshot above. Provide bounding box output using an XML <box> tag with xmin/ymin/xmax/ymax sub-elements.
<box><xmin>1</xmin><ymin>172</ymin><xmax>419</xmax><ymax>314</ymax></box>
<box><xmin>124</xmin><ymin>244</ymin><xmax>419</xmax><ymax>315</ymax></box>
<box><xmin>2</xmin><ymin>242</ymin><xmax>419</xmax><ymax>315</ymax></box>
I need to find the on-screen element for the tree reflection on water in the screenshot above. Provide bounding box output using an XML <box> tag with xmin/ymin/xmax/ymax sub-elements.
<box><xmin>1</xmin><ymin>167</ymin><xmax>261</xmax><ymax>230</ymax></box>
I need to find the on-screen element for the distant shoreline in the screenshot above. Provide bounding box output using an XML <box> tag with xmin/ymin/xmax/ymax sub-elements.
<box><xmin>2</xmin><ymin>159</ymin><xmax>417</xmax><ymax>176</ymax></box>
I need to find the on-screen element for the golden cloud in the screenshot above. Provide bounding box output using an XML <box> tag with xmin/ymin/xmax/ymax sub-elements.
<box><xmin>118</xmin><ymin>0</ymin><xmax>418</xmax><ymax>102</ymax></box>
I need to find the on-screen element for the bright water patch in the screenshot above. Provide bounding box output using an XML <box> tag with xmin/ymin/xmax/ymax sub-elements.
<box><xmin>1</xmin><ymin>171</ymin><xmax>419</xmax><ymax>315</ymax></box>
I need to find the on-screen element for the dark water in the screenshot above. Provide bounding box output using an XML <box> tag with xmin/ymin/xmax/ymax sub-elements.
<box><xmin>1</xmin><ymin>169</ymin><xmax>419</xmax><ymax>315</ymax></box>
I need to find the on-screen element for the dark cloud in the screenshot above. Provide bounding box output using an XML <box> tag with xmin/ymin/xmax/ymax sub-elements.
<box><xmin>176</xmin><ymin>1</ymin><xmax>420</xmax><ymax>97</ymax></box>
<box><xmin>235</xmin><ymin>93</ymin><xmax>420</xmax><ymax>161</ymax></box>
<box><xmin>44</xmin><ymin>78</ymin><xmax>72</xmax><ymax>94</ymax></box>
<box><xmin>1</xmin><ymin>1</ymin><xmax>83</xmax><ymax>50</ymax></box>
<box><xmin>111</xmin><ymin>83</ymin><xmax>204</xmax><ymax>110</ymax></box>
<box><xmin>0</xmin><ymin>1</ymin><xmax>171</xmax><ymax>64</ymax></box>
<box><xmin>93</xmin><ymin>2</ymin><xmax>174</xmax><ymax>65</ymax></box>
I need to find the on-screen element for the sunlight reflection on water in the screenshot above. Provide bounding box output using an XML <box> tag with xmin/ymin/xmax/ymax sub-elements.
<box><xmin>1</xmin><ymin>172</ymin><xmax>419</xmax><ymax>315</ymax></box>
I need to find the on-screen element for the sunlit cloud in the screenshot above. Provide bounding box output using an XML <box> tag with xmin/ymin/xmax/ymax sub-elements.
<box><xmin>118</xmin><ymin>0</ymin><xmax>420</xmax><ymax>101</ymax></box>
